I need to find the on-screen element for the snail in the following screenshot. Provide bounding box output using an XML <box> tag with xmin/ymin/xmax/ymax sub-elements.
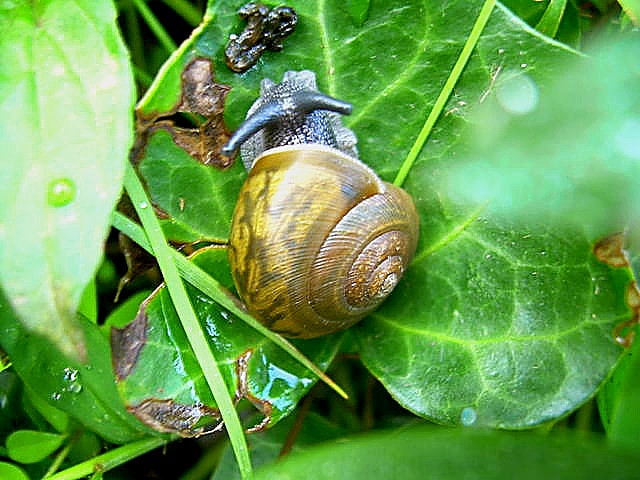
<box><xmin>222</xmin><ymin>70</ymin><xmax>419</xmax><ymax>338</ymax></box>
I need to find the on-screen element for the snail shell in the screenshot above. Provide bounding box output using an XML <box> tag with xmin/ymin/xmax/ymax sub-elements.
<box><xmin>225</xmin><ymin>71</ymin><xmax>419</xmax><ymax>338</ymax></box>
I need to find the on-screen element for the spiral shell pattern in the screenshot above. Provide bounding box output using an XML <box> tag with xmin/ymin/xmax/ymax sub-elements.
<box><xmin>228</xmin><ymin>144</ymin><xmax>419</xmax><ymax>338</ymax></box>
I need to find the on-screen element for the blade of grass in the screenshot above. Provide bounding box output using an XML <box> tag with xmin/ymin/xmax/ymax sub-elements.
<box><xmin>130</xmin><ymin>0</ymin><xmax>177</xmax><ymax>54</ymax></box>
<box><xmin>111</xmin><ymin>210</ymin><xmax>348</xmax><ymax>400</ymax></box>
<box><xmin>161</xmin><ymin>0</ymin><xmax>203</xmax><ymax>26</ymax></box>
<box><xmin>393</xmin><ymin>0</ymin><xmax>497</xmax><ymax>187</ymax></box>
<box><xmin>46</xmin><ymin>436</ymin><xmax>167</xmax><ymax>480</ymax></box>
<box><xmin>535</xmin><ymin>0</ymin><xmax>567</xmax><ymax>38</ymax></box>
<box><xmin>123</xmin><ymin>163</ymin><xmax>252</xmax><ymax>479</ymax></box>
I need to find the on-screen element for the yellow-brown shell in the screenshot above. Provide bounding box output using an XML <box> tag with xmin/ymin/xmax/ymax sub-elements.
<box><xmin>228</xmin><ymin>144</ymin><xmax>419</xmax><ymax>338</ymax></box>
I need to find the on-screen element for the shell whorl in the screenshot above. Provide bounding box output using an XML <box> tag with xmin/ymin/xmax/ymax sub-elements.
<box><xmin>228</xmin><ymin>146</ymin><xmax>418</xmax><ymax>338</ymax></box>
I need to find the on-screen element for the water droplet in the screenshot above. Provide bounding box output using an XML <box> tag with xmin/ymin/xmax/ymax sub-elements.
<box><xmin>495</xmin><ymin>72</ymin><xmax>539</xmax><ymax>115</ymax></box>
<box><xmin>51</xmin><ymin>392</ymin><xmax>62</xmax><ymax>401</ymax></box>
<box><xmin>531</xmin><ymin>271</ymin><xmax>538</xmax><ymax>276</ymax></box>
<box><xmin>63</xmin><ymin>367</ymin><xmax>79</xmax><ymax>382</ymax></box>
<box><xmin>139</xmin><ymin>201</ymin><xmax>149</xmax><ymax>209</ymax></box>
<box><xmin>520</xmin><ymin>63</ymin><xmax>528</xmax><ymax>68</ymax></box>
<box><xmin>61</xmin><ymin>367</ymin><xmax>83</xmax><ymax>394</ymax></box>
<box><xmin>497</xmin><ymin>48</ymin><xmax>505</xmax><ymax>54</ymax></box>
<box><xmin>460</xmin><ymin>407</ymin><xmax>477</xmax><ymax>426</ymax></box>
<box><xmin>67</xmin><ymin>382</ymin><xmax>82</xmax><ymax>394</ymax></box>
<box><xmin>47</xmin><ymin>178</ymin><xmax>76</xmax><ymax>207</ymax></box>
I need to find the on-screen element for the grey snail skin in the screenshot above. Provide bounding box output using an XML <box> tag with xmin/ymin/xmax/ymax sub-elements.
<box><xmin>222</xmin><ymin>71</ymin><xmax>419</xmax><ymax>338</ymax></box>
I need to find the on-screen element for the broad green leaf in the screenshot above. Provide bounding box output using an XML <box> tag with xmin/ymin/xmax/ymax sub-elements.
<box><xmin>0</xmin><ymin>462</ymin><xmax>29</xmax><ymax>480</ymax></box>
<box><xmin>0</xmin><ymin>0</ymin><xmax>135</xmax><ymax>359</ymax></box>
<box><xmin>356</xmin><ymin>7</ymin><xmax>634</xmax><ymax>428</ymax></box>
<box><xmin>113</xmin><ymin>248</ymin><xmax>340</xmax><ymax>436</ymax></box>
<box><xmin>130</xmin><ymin>0</ymin><xmax>632</xmax><ymax>431</ymax></box>
<box><xmin>0</xmin><ymin>291</ymin><xmax>153</xmax><ymax>443</ymax></box>
<box><xmin>6</xmin><ymin>430</ymin><xmax>65</xmax><ymax>464</ymax></box>
<box><xmin>253</xmin><ymin>425</ymin><xmax>640</xmax><ymax>479</ymax></box>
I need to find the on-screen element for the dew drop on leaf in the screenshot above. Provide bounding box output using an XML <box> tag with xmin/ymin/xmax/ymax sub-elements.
<box><xmin>62</xmin><ymin>368</ymin><xmax>82</xmax><ymax>394</ymax></box>
<box><xmin>47</xmin><ymin>178</ymin><xmax>76</xmax><ymax>207</ymax></box>
<box><xmin>139</xmin><ymin>201</ymin><xmax>149</xmax><ymax>209</ymax></box>
<box><xmin>495</xmin><ymin>72</ymin><xmax>538</xmax><ymax>115</ymax></box>
<box><xmin>51</xmin><ymin>392</ymin><xmax>61</xmax><ymax>401</ymax></box>
<box><xmin>460</xmin><ymin>406</ymin><xmax>478</xmax><ymax>426</ymax></box>
<box><xmin>63</xmin><ymin>367</ymin><xmax>79</xmax><ymax>382</ymax></box>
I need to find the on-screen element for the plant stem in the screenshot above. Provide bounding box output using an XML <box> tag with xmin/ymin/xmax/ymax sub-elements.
<box><xmin>46</xmin><ymin>436</ymin><xmax>167</xmax><ymax>480</ymax></box>
<box><xmin>393</xmin><ymin>0</ymin><xmax>497</xmax><ymax>187</ymax></box>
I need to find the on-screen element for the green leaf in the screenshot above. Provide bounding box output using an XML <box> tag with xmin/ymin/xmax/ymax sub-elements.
<box><xmin>132</xmin><ymin>0</ymin><xmax>632</xmax><ymax>431</ymax></box>
<box><xmin>253</xmin><ymin>425</ymin><xmax>640</xmax><ymax>479</ymax></box>
<box><xmin>0</xmin><ymin>462</ymin><xmax>29</xmax><ymax>480</ymax></box>
<box><xmin>6</xmin><ymin>430</ymin><xmax>65</xmax><ymax>464</ymax></box>
<box><xmin>0</xmin><ymin>0</ymin><xmax>135</xmax><ymax>359</ymax></box>
<box><xmin>114</xmin><ymin>247</ymin><xmax>340</xmax><ymax>436</ymax></box>
<box><xmin>23</xmin><ymin>384</ymin><xmax>70</xmax><ymax>434</ymax></box>
<box><xmin>102</xmin><ymin>290</ymin><xmax>151</xmax><ymax>332</ymax></box>
<box><xmin>598</xmin><ymin>322</ymin><xmax>640</xmax><ymax>448</ymax></box>
<box><xmin>0</xmin><ymin>291</ymin><xmax>153</xmax><ymax>443</ymax></box>
<box><xmin>138</xmin><ymin>128</ymin><xmax>245</xmax><ymax>242</ymax></box>
<box><xmin>354</xmin><ymin>6</ymin><xmax>634</xmax><ymax>428</ymax></box>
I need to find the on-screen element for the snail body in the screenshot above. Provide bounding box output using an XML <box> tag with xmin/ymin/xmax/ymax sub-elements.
<box><xmin>224</xmin><ymin>71</ymin><xmax>418</xmax><ymax>338</ymax></box>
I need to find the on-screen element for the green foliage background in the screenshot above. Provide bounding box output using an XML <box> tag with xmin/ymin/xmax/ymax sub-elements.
<box><xmin>0</xmin><ymin>0</ymin><xmax>639</xmax><ymax>479</ymax></box>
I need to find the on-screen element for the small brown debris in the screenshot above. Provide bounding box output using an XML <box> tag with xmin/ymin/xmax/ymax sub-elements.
<box><xmin>111</xmin><ymin>294</ymin><xmax>153</xmax><ymax>380</ymax></box>
<box><xmin>129</xmin><ymin>398</ymin><xmax>222</xmax><ymax>437</ymax></box>
<box><xmin>235</xmin><ymin>349</ymin><xmax>273</xmax><ymax>432</ymax></box>
<box><xmin>225</xmin><ymin>2</ymin><xmax>297</xmax><ymax>73</ymax></box>
<box><xmin>594</xmin><ymin>232</ymin><xmax>628</xmax><ymax>268</ymax></box>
